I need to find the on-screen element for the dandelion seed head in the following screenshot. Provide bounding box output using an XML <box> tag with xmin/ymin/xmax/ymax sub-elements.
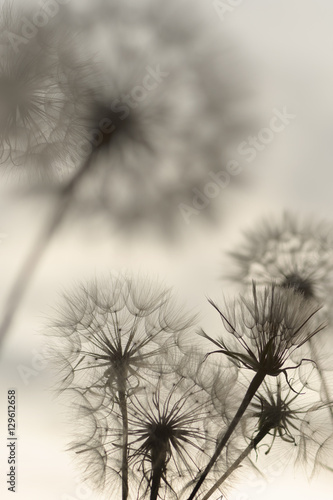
<box><xmin>0</xmin><ymin>1</ymin><xmax>78</xmax><ymax>184</ymax></box>
<box><xmin>48</xmin><ymin>0</ymin><xmax>257</xmax><ymax>233</ymax></box>
<box><xmin>54</xmin><ymin>346</ymin><xmax>228</xmax><ymax>499</ymax></box>
<box><xmin>1</xmin><ymin>0</ymin><xmax>257</xmax><ymax>235</ymax></box>
<box><xmin>245</xmin><ymin>376</ymin><xmax>333</xmax><ymax>477</ymax></box>
<box><xmin>228</xmin><ymin>213</ymin><xmax>333</xmax><ymax>323</ymax></box>
<box><xmin>280</xmin><ymin>273</ymin><xmax>314</xmax><ymax>299</ymax></box>
<box><xmin>202</xmin><ymin>283</ymin><xmax>325</xmax><ymax>378</ymax></box>
<box><xmin>49</xmin><ymin>274</ymin><xmax>196</xmax><ymax>403</ymax></box>
<box><xmin>123</xmin><ymin>374</ymin><xmax>220</xmax><ymax>499</ymax></box>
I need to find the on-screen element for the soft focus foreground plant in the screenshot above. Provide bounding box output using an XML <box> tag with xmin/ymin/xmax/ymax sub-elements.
<box><xmin>1</xmin><ymin>0</ymin><xmax>252</xmax><ymax>191</ymax></box>
<box><xmin>188</xmin><ymin>283</ymin><xmax>325</xmax><ymax>499</ymax></box>
<box><xmin>0</xmin><ymin>0</ymin><xmax>256</xmax><ymax>349</ymax></box>
<box><xmin>0</xmin><ymin>1</ymin><xmax>74</xmax><ymax>181</ymax></box>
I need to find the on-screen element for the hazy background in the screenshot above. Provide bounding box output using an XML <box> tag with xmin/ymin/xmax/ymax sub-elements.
<box><xmin>1</xmin><ymin>0</ymin><xmax>333</xmax><ymax>498</ymax></box>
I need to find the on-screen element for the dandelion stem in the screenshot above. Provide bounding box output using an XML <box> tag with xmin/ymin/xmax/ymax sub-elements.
<box><xmin>150</xmin><ymin>448</ymin><xmax>167</xmax><ymax>500</ymax></box>
<box><xmin>119</xmin><ymin>390</ymin><xmax>129</xmax><ymax>500</ymax></box>
<box><xmin>117</xmin><ymin>371</ymin><xmax>129</xmax><ymax>500</ymax></box>
<box><xmin>0</xmin><ymin>156</ymin><xmax>92</xmax><ymax>348</ymax></box>
<box><xmin>202</xmin><ymin>444</ymin><xmax>252</xmax><ymax>500</ymax></box>
<box><xmin>201</xmin><ymin>424</ymin><xmax>271</xmax><ymax>500</ymax></box>
<box><xmin>187</xmin><ymin>369</ymin><xmax>266</xmax><ymax>500</ymax></box>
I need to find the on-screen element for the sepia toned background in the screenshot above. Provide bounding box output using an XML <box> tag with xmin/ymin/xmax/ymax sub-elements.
<box><xmin>1</xmin><ymin>0</ymin><xmax>333</xmax><ymax>498</ymax></box>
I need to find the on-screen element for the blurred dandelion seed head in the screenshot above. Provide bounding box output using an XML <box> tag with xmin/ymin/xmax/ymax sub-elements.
<box><xmin>0</xmin><ymin>1</ymin><xmax>78</xmax><ymax>183</ymax></box>
<box><xmin>1</xmin><ymin>0</ymin><xmax>257</xmax><ymax>232</ymax></box>
<box><xmin>228</xmin><ymin>213</ymin><xmax>333</xmax><ymax>322</ymax></box>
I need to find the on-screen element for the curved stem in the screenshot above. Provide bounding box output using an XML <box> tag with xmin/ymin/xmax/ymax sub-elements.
<box><xmin>0</xmin><ymin>156</ymin><xmax>92</xmax><ymax>348</ymax></box>
<box><xmin>187</xmin><ymin>369</ymin><xmax>266</xmax><ymax>500</ymax></box>
<box><xmin>201</xmin><ymin>425</ymin><xmax>270</xmax><ymax>500</ymax></box>
<box><xmin>202</xmin><ymin>443</ymin><xmax>253</xmax><ymax>500</ymax></box>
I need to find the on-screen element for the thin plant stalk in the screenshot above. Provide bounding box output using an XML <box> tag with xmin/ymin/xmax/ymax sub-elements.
<box><xmin>201</xmin><ymin>424</ymin><xmax>271</xmax><ymax>500</ymax></box>
<box><xmin>117</xmin><ymin>369</ymin><xmax>129</xmax><ymax>500</ymax></box>
<box><xmin>150</xmin><ymin>447</ymin><xmax>167</xmax><ymax>500</ymax></box>
<box><xmin>0</xmin><ymin>155</ymin><xmax>93</xmax><ymax>348</ymax></box>
<box><xmin>187</xmin><ymin>369</ymin><xmax>266</xmax><ymax>500</ymax></box>
<box><xmin>0</xmin><ymin>0</ymin><xmax>199</xmax><ymax>350</ymax></box>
